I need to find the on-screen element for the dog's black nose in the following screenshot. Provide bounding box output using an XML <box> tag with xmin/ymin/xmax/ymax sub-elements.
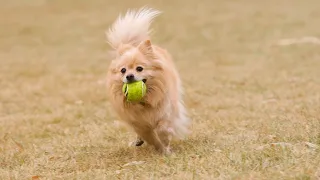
<box><xmin>126</xmin><ymin>74</ymin><xmax>135</xmax><ymax>81</ymax></box>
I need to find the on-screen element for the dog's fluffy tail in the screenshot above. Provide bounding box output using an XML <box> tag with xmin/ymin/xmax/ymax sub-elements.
<box><xmin>106</xmin><ymin>7</ymin><xmax>161</xmax><ymax>49</ymax></box>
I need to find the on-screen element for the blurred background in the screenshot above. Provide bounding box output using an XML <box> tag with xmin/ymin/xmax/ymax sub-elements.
<box><xmin>0</xmin><ymin>0</ymin><xmax>320</xmax><ymax>179</ymax></box>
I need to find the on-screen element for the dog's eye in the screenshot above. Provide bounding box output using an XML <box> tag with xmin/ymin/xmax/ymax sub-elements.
<box><xmin>120</xmin><ymin>68</ymin><xmax>126</xmax><ymax>74</ymax></box>
<box><xmin>136</xmin><ymin>66</ymin><xmax>143</xmax><ymax>72</ymax></box>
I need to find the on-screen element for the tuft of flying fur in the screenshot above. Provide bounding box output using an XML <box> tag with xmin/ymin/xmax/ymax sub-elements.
<box><xmin>106</xmin><ymin>7</ymin><xmax>161</xmax><ymax>49</ymax></box>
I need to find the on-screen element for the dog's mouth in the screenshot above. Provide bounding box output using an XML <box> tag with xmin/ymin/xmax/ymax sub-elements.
<box><xmin>142</xmin><ymin>79</ymin><xmax>147</xmax><ymax>83</ymax></box>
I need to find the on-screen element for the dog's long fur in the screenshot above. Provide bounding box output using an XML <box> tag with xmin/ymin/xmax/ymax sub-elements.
<box><xmin>106</xmin><ymin>7</ymin><xmax>190</xmax><ymax>154</ymax></box>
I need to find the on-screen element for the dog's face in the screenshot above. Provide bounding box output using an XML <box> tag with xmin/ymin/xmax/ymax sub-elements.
<box><xmin>107</xmin><ymin>40</ymin><xmax>165</xmax><ymax>103</ymax></box>
<box><xmin>117</xmin><ymin>49</ymin><xmax>149</xmax><ymax>84</ymax></box>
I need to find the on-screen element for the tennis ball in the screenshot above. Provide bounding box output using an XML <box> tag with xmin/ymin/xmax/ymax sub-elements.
<box><xmin>122</xmin><ymin>81</ymin><xmax>147</xmax><ymax>102</ymax></box>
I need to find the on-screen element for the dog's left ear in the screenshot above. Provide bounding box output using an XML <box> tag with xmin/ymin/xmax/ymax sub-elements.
<box><xmin>138</xmin><ymin>40</ymin><xmax>154</xmax><ymax>59</ymax></box>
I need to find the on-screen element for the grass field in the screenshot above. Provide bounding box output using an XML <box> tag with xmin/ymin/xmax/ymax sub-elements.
<box><xmin>1</xmin><ymin>0</ymin><xmax>320</xmax><ymax>179</ymax></box>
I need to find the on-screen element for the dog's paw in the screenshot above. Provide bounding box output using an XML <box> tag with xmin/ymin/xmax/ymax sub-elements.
<box><xmin>135</xmin><ymin>139</ymin><xmax>144</xmax><ymax>146</ymax></box>
<box><xmin>164</xmin><ymin>147</ymin><xmax>172</xmax><ymax>155</ymax></box>
<box><xmin>128</xmin><ymin>139</ymin><xmax>144</xmax><ymax>147</ymax></box>
<box><xmin>157</xmin><ymin>146</ymin><xmax>172</xmax><ymax>156</ymax></box>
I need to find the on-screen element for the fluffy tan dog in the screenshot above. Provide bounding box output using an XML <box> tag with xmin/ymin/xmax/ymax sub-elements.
<box><xmin>106</xmin><ymin>7</ymin><xmax>190</xmax><ymax>154</ymax></box>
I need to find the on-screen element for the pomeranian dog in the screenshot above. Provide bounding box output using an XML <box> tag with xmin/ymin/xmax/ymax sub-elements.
<box><xmin>105</xmin><ymin>7</ymin><xmax>190</xmax><ymax>154</ymax></box>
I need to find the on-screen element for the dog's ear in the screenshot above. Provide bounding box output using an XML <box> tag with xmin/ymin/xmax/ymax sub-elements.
<box><xmin>138</xmin><ymin>40</ymin><xmax>154</xmax><ymax>59</ymax></box>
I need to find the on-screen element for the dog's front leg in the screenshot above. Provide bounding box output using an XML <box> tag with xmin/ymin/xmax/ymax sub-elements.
<box><xmin>155</xmin><ymin>121</ymin><xmax>173</xmax><ymax>154</ymax></box>
<box><xmin>136</xmin><ymin>128</ymin><xmax>166</xmax><ymax>154</ymax></box>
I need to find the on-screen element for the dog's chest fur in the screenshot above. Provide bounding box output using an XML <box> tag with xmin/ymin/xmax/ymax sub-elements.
<box><xmin>116</xmin><ymin>99</ymin><xmax>172</xmax><ymax>128</ymax></box>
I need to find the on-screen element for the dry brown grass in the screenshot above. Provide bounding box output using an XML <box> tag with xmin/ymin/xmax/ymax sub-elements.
<box><xmin>1</xmin><ymin>0</ymin><xmax>320</xmax><ymax>179</ymax></box>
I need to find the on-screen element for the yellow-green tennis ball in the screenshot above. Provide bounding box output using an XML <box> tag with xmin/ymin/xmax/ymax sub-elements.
<box><xmin>122</xmin><ymin>81</ymin><xmax>147</xmax><ymax>102</ymax></box>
